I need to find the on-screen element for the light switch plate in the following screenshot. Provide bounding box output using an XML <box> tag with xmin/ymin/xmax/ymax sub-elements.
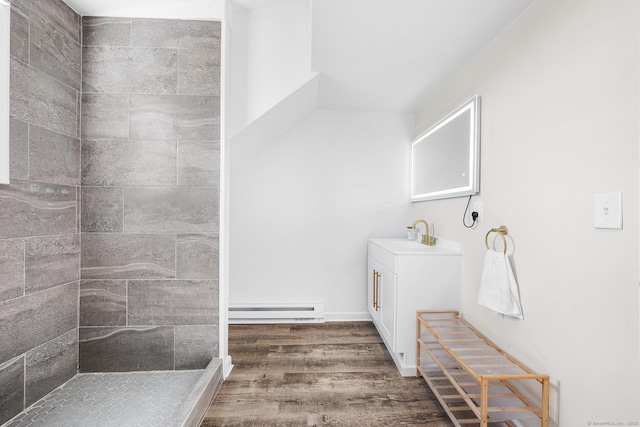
<box><xmin>594</xmin><ymin>192</ymin><xmax>622</xmax><ymax>229</ymax></box>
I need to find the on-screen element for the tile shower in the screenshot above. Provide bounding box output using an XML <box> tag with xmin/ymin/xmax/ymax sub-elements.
<box><xmin>0</xmin><ymin>0</ymin><xmax>221</xmax><ymax>425</ymax></box>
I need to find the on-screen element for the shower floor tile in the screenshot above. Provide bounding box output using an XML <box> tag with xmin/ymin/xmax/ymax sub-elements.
<box><xmin>3</xmin><ymin>370</ymin><xmax>203</xmax><ymax>427</ymax></box>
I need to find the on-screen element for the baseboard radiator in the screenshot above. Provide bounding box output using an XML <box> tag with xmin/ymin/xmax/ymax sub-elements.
<box><xmin>228</xmin><ymin>303</ymin><xmax>325</xmax><ymax>324</ymax></box>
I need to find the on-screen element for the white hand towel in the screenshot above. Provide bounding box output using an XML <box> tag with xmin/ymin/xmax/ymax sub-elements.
<box><xmin>478</xmin><ymin>249</ymin><xmax>523</xmax><ymax>319</ymax></box>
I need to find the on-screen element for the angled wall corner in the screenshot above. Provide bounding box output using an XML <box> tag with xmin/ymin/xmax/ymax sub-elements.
<box><xmin>227</xmin><ymin>0</ymin><xmax>313</xmax><ymax>135</ymax></box>
<box><xmin>230</xmin><ymin>72</ymin><xmax>320</xmax><ymax>173</ymax></box>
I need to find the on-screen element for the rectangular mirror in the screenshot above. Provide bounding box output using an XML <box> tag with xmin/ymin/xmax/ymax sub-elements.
<box><xmin>0</xmin><ymin>0</ymin><xmax>10</xmax><ymax>184</ymax></box>
<box><xmin>410</xmin><ymin>95</ymin><xmax>480</xmax><ymax>202</ymax></box>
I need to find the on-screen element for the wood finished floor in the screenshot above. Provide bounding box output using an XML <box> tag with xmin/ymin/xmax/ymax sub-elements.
<box><xmin>200</xmin><ymin>322</ymin><xmax>453</xmax><ymax>426</ymax></box>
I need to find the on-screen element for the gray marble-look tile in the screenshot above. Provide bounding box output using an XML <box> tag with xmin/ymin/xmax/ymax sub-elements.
<box><xmin>29</xmin><ymin>125</ymin><xmax>80</xmax><ymax>186</ymax></box>
<box><xmin>0</xmin><ymin>356</ymin><xmax>24</xmax><ymax>426</ymax></box>
<box><xmin>128</xmin><ymin>279</ymin><xmax>218</xmax><ymax>326</ymax></box>
<box><xmin>81</xmin><ymin>139</ymin><xmax>176</xmax><ymax>186</ymax></box>
<box><xmin>124</xmin><ymin>187</ymin><xmax>218</xmax><ymax>233</ymax></box>
<box><xmin>10</xmin><ymin>0</ymin><xmax>30</xmax><ymax>19</ymax></box>
<box><xmin>0</xmin><ymin>282</ymin><xmax>78</xmax><ymax>363</ymax></box>
<box><xmin>76</xmin><ymin>89</ymin><xmax>81</xmax><ymax>140</ymax></box>
<box><xmin>0</xmin><ymin>180</ymin><xmax>77</xmax><ymax>239</ymax></box>
<box><xmin>10</xmin><ymin>8</ymin><xmax>29</xmax><ymax>63</ymax></box>
<box><xmin>79</xmin><ymin>326</ymin><xmax>174</xmax><ymax>372</ymax></box>
<box><xmin>175</xmin><ymin>325</ymin><xmax>218</xmax><ymax>369</ymax></box>
<box><xmin>80</xmin><ymin>186</ymin><xmax>123</xmax><ymax>232</ymax></box>
<box><xmin>0</xmin><ymin>239</ymin><xmax>25</xmax><ymax>303</ymax></box>
<box><xmin>24</xmin><ymin>234</ymin><xmax>80</xmax><ymax>294</ymax></box>
<box><xmin>129</xmin><ymin>48</ymin><xmax>178</xmax><ymax>94</ymax></box>
<box><xmin>81</xmin><ymin>233</ymin><xmax>176</xmax><ymax>280</ymax></box>
<box><xmin>29</xmin><ymin>20</ymin><xmax>82</xmax><ymax>91</ymax></box>
<box><xmin>176</xmin><ymin>233</ymin><xmax>218</xmax><ymax>280</ymax></box>
<box><xmin>81</xmin><ymin>93</ymin><xmax>129</xmax><ymax>140</ymax></box>
<box><xmin>76</xmin><ymin>184</ymin><xmax>81</xmax><ymax>234</ymax></box>
<box><xmin>83</xmin><ymin>46</ymin><xmax>177</xmax><ymax>94</ymax></box>
<box><xmin>9</xmin><ymin>118</ymin><xmax>28</xmax><ymax>181</ymax></box>
<box><xmin>82</xmin><ymin>17</ymin><xmax>132</xmax><ymax>47</ymax></box>
<box><xmin>30</xmin><ymin>0</ymin><xmax>80</xmax><ymax>44</ymax></box>
<box><xmin>81</xmin><ymin>47</ymin><xmax>130</xmax><ymax>93</ymax></box>
<box><xmin>129</xmin><ymin>94</ymin><xmax>219</xmax><ymax>141</ymax></box>
<box><xmin>79</xmin><ymin>280</ymin><xmax>126</xmax><ymax>326</ymax></box>
<box><xmin>10</xmin><ymin>58</ymin><xmax>78</xmax><ymax>139</ymax></box>
<box><xmin>177</xmin><ymin>140</ymin><xmax>220</xmax><ymax>187</ymax></box>
<box><xmin>177</xmin><ymin>48</ymin><xmax>220</xmax><ymax>96</ymax></box>
<box><xmin>25</xmin><ymin>329</ymin><xmax>77</xmax><ymax>407</ymax></box>
<box><xmin>131</xmin><ymin>19</ymin><xmax>221</xmax><ymax>49</ymax></box>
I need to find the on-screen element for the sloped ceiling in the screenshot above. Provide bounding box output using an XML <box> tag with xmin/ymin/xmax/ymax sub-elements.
<box><xmin>64</xmin><ymin>0</ymin><xmax>535</xmax><ymax>113</ymax></box>
<box><xmin>311</xmin><ymin>0</ymin><xmax>535</xmax><ymax>112</ymax></box>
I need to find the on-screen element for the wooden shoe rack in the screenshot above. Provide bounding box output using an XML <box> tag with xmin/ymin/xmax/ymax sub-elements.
<box><xmin>416</xmin><ymin>311</ymin><xmax>549</xmax><ymax>426</ymax></box>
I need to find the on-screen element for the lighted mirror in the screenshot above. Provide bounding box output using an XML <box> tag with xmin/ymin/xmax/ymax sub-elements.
<box><xmin>410</xmin><ymin>95</ymin><xmax>479</xmax><ymax>202</ymax></box>
<box><xmin>0</xmin><ymin>0</ymin><xmax>9</xmax><ymax>184</ymax></box>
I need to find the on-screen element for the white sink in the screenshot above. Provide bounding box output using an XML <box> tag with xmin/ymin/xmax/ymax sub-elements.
<box><xmin>369</xmin><ymin>237</ymin><xmax>462</xmax><ymax>255</ymax></box>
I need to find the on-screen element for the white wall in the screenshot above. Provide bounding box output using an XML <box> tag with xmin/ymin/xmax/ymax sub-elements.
<box><xmin>64</xmin><ymin>0</ymin><xmax>225</xmax><ymax>19</ymax></box>
<box><xmin>412</xmin><ymin>0</ymin><xmax>639</xmax><ymax>424</ymax></box>
<box><xmin>230</xmin><ymin>109</ymin><xmax>413</xmax><ymax>319</ymax></box>
<box><xmin>227</xmin><ymin>0</ymin><xmax>314</xmax><ymax>133</ymax></box>
<box><xmin>226</xmin><ymin>1</ymin><xmax>250</xmax><ymax>138</ymax></box>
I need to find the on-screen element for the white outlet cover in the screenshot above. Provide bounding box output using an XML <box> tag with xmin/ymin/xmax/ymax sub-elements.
<box><xmin>594</xmin><ymin>192</ymin><xmax>622</xmax><ymax>229</ymax></box>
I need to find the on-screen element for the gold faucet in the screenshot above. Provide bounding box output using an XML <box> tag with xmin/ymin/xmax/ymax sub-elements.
<box><xmin>412</xmin><ymin>219</ymin><xmax>435</xmax><ymax>246</ymax></box>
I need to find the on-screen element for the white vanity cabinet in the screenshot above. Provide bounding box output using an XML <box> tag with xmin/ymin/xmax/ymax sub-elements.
<box><xmin>367</xmin><ymin>255</ymin><xmax>396</xmax><ymax>350</ymax></box>
<box><xmin>367</xmin><ymin>238</ymin><xmax>462</xmax><ymax>377</ymax></box>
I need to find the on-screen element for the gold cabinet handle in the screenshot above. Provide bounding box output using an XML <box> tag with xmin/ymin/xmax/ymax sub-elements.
<box><xmin>372</xmin><ymin>270</ymin><xmax>377</xmax><ymax>309</ymax></box>
<box><xmin>374</xmin><ymin>271</ymin><xmax>380</xmax><ymax>311</ymax></box>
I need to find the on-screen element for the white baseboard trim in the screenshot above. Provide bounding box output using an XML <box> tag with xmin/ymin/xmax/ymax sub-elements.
<box><xmin>222</xmin><ymin>355</ymin><xmax>233</xmax><ymax>379</ymax></box>
<box><xmin>324</xmin><ymin>311</ymin><xmax>372</xmax><ymax>322</ymax></box>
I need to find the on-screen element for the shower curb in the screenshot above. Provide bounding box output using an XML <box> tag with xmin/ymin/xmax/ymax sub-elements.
<box><xmin>174</xmin><ymin>358</ymin><xmax>224</xmax><ymax>427</ymax></box>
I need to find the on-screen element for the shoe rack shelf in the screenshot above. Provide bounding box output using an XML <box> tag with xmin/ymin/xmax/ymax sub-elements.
<box><xmin>416</xmin><ymin>311</ymin><xmax>549</xmax><ymax>427</ymax></box>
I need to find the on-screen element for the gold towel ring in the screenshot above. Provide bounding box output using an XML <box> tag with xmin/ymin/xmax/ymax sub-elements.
<box><xmin>485</xmin><ymin>226</ymin><xmax>508</xmax><ymax>254</ymax></box>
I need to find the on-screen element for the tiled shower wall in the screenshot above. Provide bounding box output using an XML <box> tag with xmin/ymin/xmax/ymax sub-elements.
<box><xmin>0</xmin><ymin>0</ymin><xmax>82</xmax><ymax>424</ymax></box>
<box><xmin>0</xmin><ymin>4</ymin><xmax>220</xmax><ymax>424</ymax></box>
<box><xmin>78</xmin><ymin>17</ymin><xmax>221</xmax><ymax>372</ymax></box>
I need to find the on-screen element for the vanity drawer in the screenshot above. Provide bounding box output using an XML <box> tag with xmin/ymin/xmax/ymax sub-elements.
<box><xmin>368</xmin><ymin>241</ymin><xmax>397</xmax><ymax>272</ymax></box>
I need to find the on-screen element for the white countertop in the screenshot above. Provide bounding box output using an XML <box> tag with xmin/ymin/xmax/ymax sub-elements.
<box><xmin>369</xmin><ymin>237</ymin><xmax>463</xmax><ymax>255</ymax></box>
